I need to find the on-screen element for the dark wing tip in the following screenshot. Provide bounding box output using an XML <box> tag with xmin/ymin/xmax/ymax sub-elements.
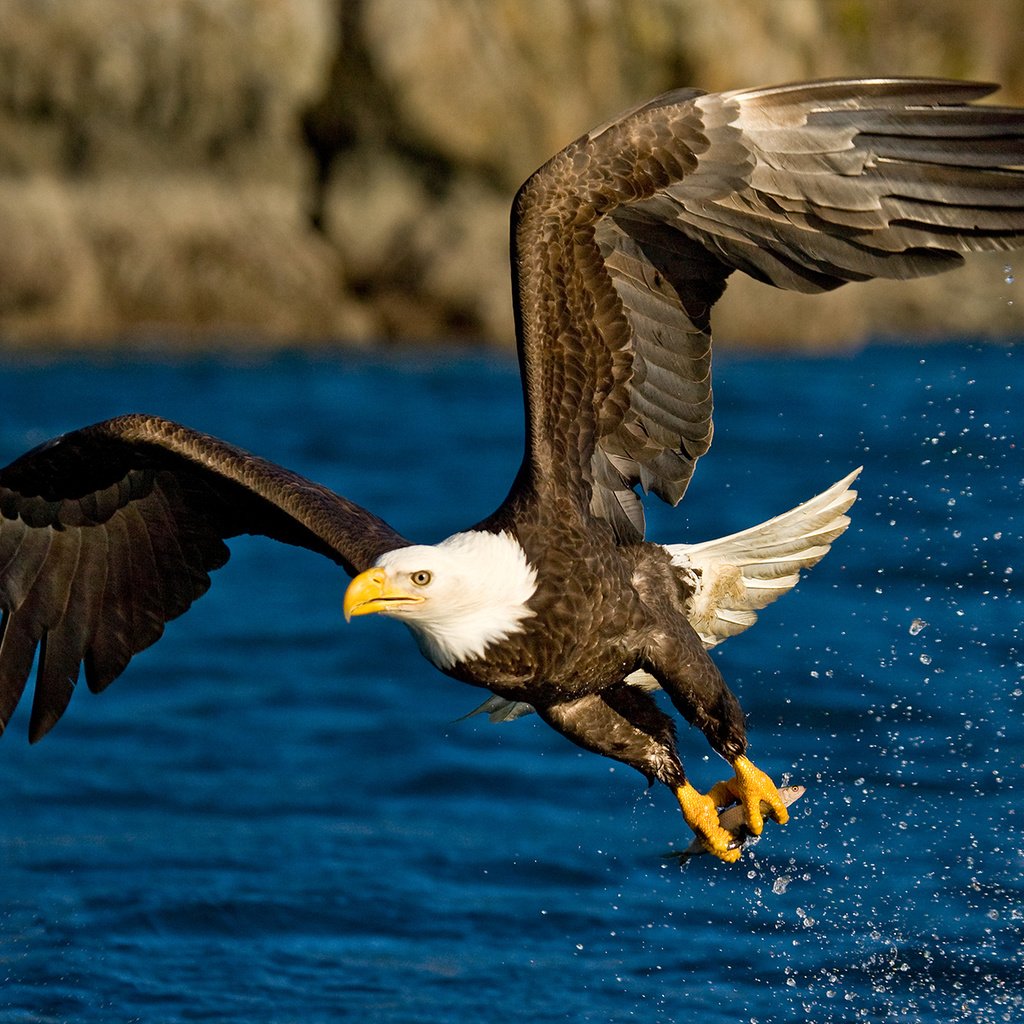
<box><xmin>1</xmin><ymin>413</ymin><xmax>411</xmax><ymax>740</ymax></box>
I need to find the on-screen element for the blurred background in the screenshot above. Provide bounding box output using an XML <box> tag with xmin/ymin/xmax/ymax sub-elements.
<box><xmin>2</xmin><ymin>7</ymin><xmax>1024</xmax><ymax>1021</ymax></box>
<box><xmin>1</xmin><ymin>0</ymin><xmax>1023</xmax><ymax>354</ymax></box>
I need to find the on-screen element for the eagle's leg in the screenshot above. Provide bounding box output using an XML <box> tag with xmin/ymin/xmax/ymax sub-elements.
<box><xmin>536</xmin><ymin>683</ymin><xmax>739</xmax><ymax>862</ymax></box>
<box><xmin>643</xmin><ymin>623</ymin><xmax>789</xmax><ymax>839</ymax></box>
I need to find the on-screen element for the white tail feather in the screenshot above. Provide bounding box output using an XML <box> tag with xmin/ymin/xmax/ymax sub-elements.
<box><xmin>665</xmin><ymin>468</ymin><xmax>860</xmax><ymax>646</ymax></box>
<box><xmin>462</xmin><ymin>469</ymin><xmax>860</xmax><ymax>722</ymax></box>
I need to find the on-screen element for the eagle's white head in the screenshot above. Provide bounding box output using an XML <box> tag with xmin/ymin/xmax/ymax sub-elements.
<box><xmin>343</xmin><ymin>530</ymin><xmax>538</xmax><ymax>669</ymax></box>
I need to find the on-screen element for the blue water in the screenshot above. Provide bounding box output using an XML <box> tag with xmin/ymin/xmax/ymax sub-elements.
<box><xmin>0</xmin><ymin>342</ymin><xmax>1021</xmax><ymax>1023</ymax></box>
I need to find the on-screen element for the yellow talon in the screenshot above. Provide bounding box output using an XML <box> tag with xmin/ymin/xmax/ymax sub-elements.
<box><xmin>675</xmin><ymin>781</ymin><xmax>740</xmax><ymax>863</ymax></box>
<box><xmin>708</xmin><ymin>755</ymin><xmax>789</xmax><ymax>836</ymax></box>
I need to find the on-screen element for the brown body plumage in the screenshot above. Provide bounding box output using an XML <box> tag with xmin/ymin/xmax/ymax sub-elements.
<box><xmin>3</xmin><ymin>79</ymin><xmax>1024</xmax><ymax>860</ymax></box>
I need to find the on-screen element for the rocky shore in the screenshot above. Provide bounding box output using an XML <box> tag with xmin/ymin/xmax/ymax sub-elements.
<box><xmin>1</xmin><ymin>0</ymin><xmax>1022</xmax><ymax>351</ymax></box>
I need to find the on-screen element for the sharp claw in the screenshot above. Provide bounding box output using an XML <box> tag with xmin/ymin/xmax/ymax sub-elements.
<box><xmin>720</xmin><ymin>755</ymin><xmax>789</xmax><ymax>836</ymax></box>
<box><xmin>674</xmin><ymin>760</ymin><xmax>788</xmax><ymax>863</ymax></box>
<box><xmin>675</xmin><ymin>782</ymin><xmax>741</xmax><ymax>863</ymax></box>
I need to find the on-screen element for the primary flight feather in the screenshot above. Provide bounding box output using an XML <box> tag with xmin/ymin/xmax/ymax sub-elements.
<box><xmin>3</xmin><ymin>78</ymin><xmax>1023</xmax><ymax>861</ymax></box>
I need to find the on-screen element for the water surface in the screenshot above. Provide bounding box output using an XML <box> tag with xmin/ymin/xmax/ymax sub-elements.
<box><xmin>0</xmin><ymin>342</ymin><xmax>1021</xmax><ymax>1023</ymax></box>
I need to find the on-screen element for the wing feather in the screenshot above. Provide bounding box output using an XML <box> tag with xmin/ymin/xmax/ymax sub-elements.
<box><xmin>85</xmin><ymin>511</ymin><xmax>137</xmax><ymax>694</ymax></box>
<box><xmin>501</xmin><ymin>78</ymin><xmax>1024</xmax><ymax>541</ymax></box>
<box><xmin>0</xmin><ymin>610</ymin><xmax>37</xmax><ymax>728</ymax></box>
<box><xmin>0</xmin><ymin>414</ymin><xmax>408</xmax><ymax>738</ymax></box>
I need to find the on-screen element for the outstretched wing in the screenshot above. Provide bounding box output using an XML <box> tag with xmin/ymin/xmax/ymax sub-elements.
<box><xmin>0</xmin><ymin>414</ymin><xmax>408</xmax><ymax>740</ymax></box>
<box><xmin>505</xmin><ymin>78</ymin><xmax>1024</xmax><ymax>541</ymax></box>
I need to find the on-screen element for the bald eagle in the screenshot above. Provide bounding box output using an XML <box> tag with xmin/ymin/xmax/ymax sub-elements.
<box><xmin>2</xmin><ymin>79</ymin><xmax>1023</xmax><ymax>862</ymax></box>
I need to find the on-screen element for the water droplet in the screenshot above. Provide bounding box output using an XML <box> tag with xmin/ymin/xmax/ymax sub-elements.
<box><xmin>1004</xmin><ymin>264</ymin><xmax>1015</xmax><ymax>285</ymax></box>
<box><xmin>909</xmin><ymin>618</ymin><xmax>927</xmax><ymax>636</ymax></box>
<box><xmin>920</xmin><ymin>653</ymin><xmax>932</xmax><ymax>665</ymax></box>
<box><xmin>772</xmin><ymin>876</ymin><xmax>791</xmax><ymax>895</ymax></box>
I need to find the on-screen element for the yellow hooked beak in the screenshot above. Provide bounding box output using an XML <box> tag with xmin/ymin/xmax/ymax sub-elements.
<box><xmin>343</xmin><ymin>568</ymin><xmax>424</xmax><ymax>621</ymax></box>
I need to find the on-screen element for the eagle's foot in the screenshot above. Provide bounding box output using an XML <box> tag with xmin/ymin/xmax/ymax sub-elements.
<box><xmin>675</xmin><ymin>781</ymin><xmax>740</xmax><ymax>863</ymax></box>
<box><xmin>707</xmin><ymin>755</ymin><xmax>789</xmax><ymax>836</ymax></box>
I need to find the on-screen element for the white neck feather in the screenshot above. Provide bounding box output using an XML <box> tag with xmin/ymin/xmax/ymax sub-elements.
<box><xmin>377</xmin><ymin>530</ymin><xmax>538</xmax><ymax>670</ymax></box>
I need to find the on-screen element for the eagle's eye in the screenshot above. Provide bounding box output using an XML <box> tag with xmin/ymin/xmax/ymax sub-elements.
<box><xmin>410</xmin><ymin>570</ymin><xmax>432</xmax><ymax>587</ymax></box>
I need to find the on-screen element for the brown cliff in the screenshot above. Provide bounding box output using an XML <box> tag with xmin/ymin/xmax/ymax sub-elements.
<box><xmin>1</xmin><ymin>0</ymin><xmax>1022</xmax><ymax>351</ymax></box>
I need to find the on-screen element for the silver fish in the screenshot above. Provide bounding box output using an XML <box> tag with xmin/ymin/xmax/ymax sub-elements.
<box><xmin>670</xmin><ymin>785</ymin><xmax>806</xmax><ymax>863</ymax></box>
